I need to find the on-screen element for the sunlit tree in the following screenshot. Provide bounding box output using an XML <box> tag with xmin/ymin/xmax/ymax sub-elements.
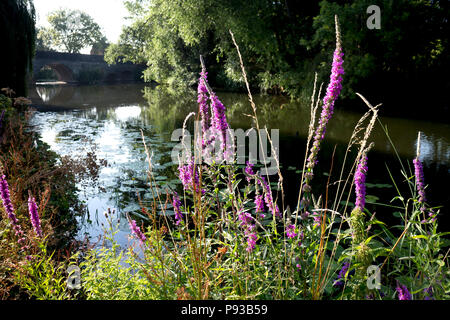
<box><xmin>38</xmin><ymin>8</ymin><xmax>106</xmax><ymax>54</ymax></box>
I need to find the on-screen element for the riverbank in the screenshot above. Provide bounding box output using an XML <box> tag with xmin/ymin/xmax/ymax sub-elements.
<box><xmin>0</xmin><ymin>91</ymin><xmax>84</xmax><ymax>298</ymax></box>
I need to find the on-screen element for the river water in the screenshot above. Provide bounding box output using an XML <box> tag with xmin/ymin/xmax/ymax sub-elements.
<box><xmin>28</xmin><ymin>83</ymin><xmax>450</xmax><ymax>247</ymax></box>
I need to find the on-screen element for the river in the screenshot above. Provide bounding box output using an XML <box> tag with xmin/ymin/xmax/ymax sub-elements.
<box><xmin>28</xmin><ymin>83</ymin><xmax>450</xmax><ymax>247</ymax></box>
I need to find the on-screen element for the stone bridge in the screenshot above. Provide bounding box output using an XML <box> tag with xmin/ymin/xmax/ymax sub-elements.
<box><xmin>32</xmin><ymin>50</ymin><xmax>146</xmax><ymax>83</ymax></box>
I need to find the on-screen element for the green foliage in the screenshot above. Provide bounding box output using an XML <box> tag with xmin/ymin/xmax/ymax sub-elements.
<box><xmin>107</xmin><ymin>0</ymin><xmax>449</xmax><ymax>114</ymax></box>
<box><xmin>35</xmin><ymin>26</ymin><xmax>54</xmax><ymax>51</ymax></box>
<box><xmin>38</xmin><ymin>8</ymin><xmax>107</xmax><ymax>54</ymax></box>
<box><xmin>311</xmin><ymin>0</ymin><xmax>450</xmax><ymax>102</ymax></box>
<box><xmin>80</xmin><ymin>232</ymin><xmax>159</xmax><ymax>299</ymax></box>
<box><xmin>13</xmin><ymin>242</ymin><xmax>69</xmax><ymax>300</ymax></box>
<box><xmin>0</xmin><ymin>0</ymin><xmax>36</xmax><ymax>96</ymax></box>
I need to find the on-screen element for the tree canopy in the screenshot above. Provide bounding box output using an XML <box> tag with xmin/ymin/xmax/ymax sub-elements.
<box><xmin>37</xmin><ymin>8</ymin><xmax>107</xmax><ymax>54</ymax></box>
<box><xmin>0</xmin><ymin>0</ymin><xmax>36</xmax><ymax>96</ymax></box>
<box><xmin>106</xmin><ymin>0</ymin><xmax>449</xmax><ymax>118</ymax></box>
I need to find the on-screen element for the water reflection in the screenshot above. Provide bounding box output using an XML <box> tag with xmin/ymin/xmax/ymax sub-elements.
<box><xmin>29</xmin><ymin>84</ymin><xmax>450</xmax><ymax>245</ymax></box>
<box><xmin>35</xmin><ymin>85</ymin><xmax>63</xmax><ymax>102</ymax></box>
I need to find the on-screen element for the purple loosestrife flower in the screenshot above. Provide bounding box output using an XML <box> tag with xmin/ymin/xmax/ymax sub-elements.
<box><xmin>178</xmin><ymin>158</ymin><xmax>203</xmax><ymax>193</ymax></box>
<box><xmin>396</xmin><ymin>282</ymin><xmax>412</xmax><ymax>300</ymax></box>
<box><xmin>0</xmin><ymin>174</ymin><xmax>17</xmax><ymax>224</ymax></box>
<box><xmin>355</xmin><ymin>154</ymin><xmax>368</xmax><ymax>211</ymax></box>
<box><xmin>260</xmin><ymin>176</ymin><xmax>281</xmax><ymax>218</ymax></box>
<box><xmin>129</xmin><ymin>219</ymin><xmax>146</xmax><ymax>244</ymax></box>
<box><xmin>245</xmin><ymin>229</ymin><xmax>257</xmax><ymax>252</ymax></box>
<box><xmin>312</xmin><ymin>213</ymin><xmax>322</xmax><ymax>227</ymax></box>
<box><xmin>244</xmin><ymin>161</ymin><xmax>255</xmax><ymax>182</ymax></box>
<box><xmin>28</xmin><ymin>196</ymin><xmax>42</xmax><ymax>237</ymax></box>
<box><xmin>172</xmin><ymin>191</ymin><xmax>183</xmax><ymax>226</ymax></box>
<box><xmin>303</xmin><ymin>19</ymin><xmax>343</xmax><ymax>204</ymax></box>
<box><xmin>198</xmin><ymin>71</ymin><xmax>210</xmax><ymax>148</ymax></box>
<box><xmin>210</xmin><ymin>94</ymin><xmax>229</xmax><ymax>152</ymax></box>
<box><xmin>238</xmin><ymin>210</ymin><xmax>253</xmax><ymax>227</ymax></box>
<box><xmin>333</xmin><ymin>261</ymin><xmax>350</xmax><ymax>287</ymax></box>
<box><xmin>413</xmin><ymin>158</ymin><xmax>426</xmax><ymax>210</ymax></box>
<box><xmin>0</xmin><ymin>175</ymin><xmax>25</xmax><ymax>243</ymax></box>
<box><xmin>238</xmin><ymin>210</ymin><xmax>257</xmax><ymax>252</ymax></box>
<box><xmin>286</xmin><ymin>224</ymin><xmax>297</xmax><ymax>239</ymax></box>
<box><xmin>255</xmin><ymin>193</ymin><xmax>265</xmax><ymax>214</ymax></box>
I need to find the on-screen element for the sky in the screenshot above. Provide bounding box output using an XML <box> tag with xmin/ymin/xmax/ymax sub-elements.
<box><xmin>34</xmin><ymin>0</ymin><xmax>130</xmax><ymax>52</ymax></box>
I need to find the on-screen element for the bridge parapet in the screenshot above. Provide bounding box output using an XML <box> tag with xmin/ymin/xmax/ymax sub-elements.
<box><xmin>33</xmin><ymin>50</ymin><xmax>145</xmax><ymax>83</ymax></box>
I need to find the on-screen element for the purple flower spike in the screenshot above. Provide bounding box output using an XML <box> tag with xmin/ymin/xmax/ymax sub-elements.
<box><xmin>238</xmin><ymin>210</ymin><xmax>257</xmax><ymax>252</ymax></box>
<box><xmin>28</xmin><ymin>196</ymin><xmax>42</xmax><ymax>237</ymax></box>
<box><xmin>355</xmin><ymin>155</ymin><xmax>368</xmax><ymax>211</ymax></box>
<box><xmin>304</xmin><ymin>36</ymin><xmax>344</xmax><ymax>185</ymax></box>
<box><xmin>396</xmin><ymin>282</ymin><xmax>412</xmax><ymax>300</ymax></box>
<box><xmin>246</xmin><ymin>231</ymin><xmax>257</xmax><ymax>252</ymax></box>
<box><xmin>210</xmin><ymin>94</ymin><xmax>229</xmax><ymax>152</ymax></box>
<box><xmin>0</xmin><ymin>175</ymin><xmax>25</xmax><ymax>243</ymax></box>
<box><xmin>178</xmin><ymin>158</ymin><xmax>203</xmax><ymax>193</ymax></box>
<box><xmin>286</xmin><ymin>224</ymin><xmax>297</xmax><ymax>239</ymax></box>
<box><xmin>333</xmin><ymin>261</ymin><xmax>350</xmax><ymax>287</ymax></box>
<box><xmin>0</xmin><ymin>174</ymin><xmax>17</xmax><ymax>224</ymax></box>
<box><xmin>198</xmin><ymin>71</ymin><xmax>210</xmax><ymax>148</ymax></box>
<box><xmin>244</xmin><ymin>161</ymin><xmax>255</xmax><ymax>182</ymax></box>
<box><xmin>255</xmin><ymin>193</ymin><xmax>265</xmax><ymax>213</ymax></box>
<box><xmin>259</xmin><ymin>176</ymin><xmax>281</xmax><ymax>218</ymax></box>
<box><xmin>413</xmin><ymin>158</ymin><xmax>426</xmax><ymax>209</ymax></box>
<box><xmin>128</xmin><ymin>219</ymin><xmax>146</xmax><ymax>245</ymax></box>
<box><xmin>172</xmin><ymin>191</ymin><xmax>183</xmax><ymax>226</ymax></box>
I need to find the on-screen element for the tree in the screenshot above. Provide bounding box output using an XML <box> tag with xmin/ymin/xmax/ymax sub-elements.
<box><xmin>36</xmin><ymin>26</ymin><xmax>54</xmax><ymax>51</ymax></box>
<box><xmin>0</xmin><ymin>0</ymin><xmax>36</xmax><ymax>96</ymax></box>
<box><xmin>38</xmin><ymin>8</ymin><xmax>106</xmax><ymax>54</ymax></box>
<box><xmin>90</xmin><ymin>35</ymin><xmax>109</xmax><ymax>55</ymax></box>
<box><xmin>105</xmin><ymin>0</ymin><xmax>319</xmax><ymax>91</ymax></box>
<box><xmin>107</xmin><ymin>0</ymin><xmax>449</xmax><ymax>119</ymax></box>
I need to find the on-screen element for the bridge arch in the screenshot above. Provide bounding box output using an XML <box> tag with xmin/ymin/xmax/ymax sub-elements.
<box><xmin>35</xmin><ymin>63</ymin><xmax>75</xmax><ymax>83</ymax></box>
